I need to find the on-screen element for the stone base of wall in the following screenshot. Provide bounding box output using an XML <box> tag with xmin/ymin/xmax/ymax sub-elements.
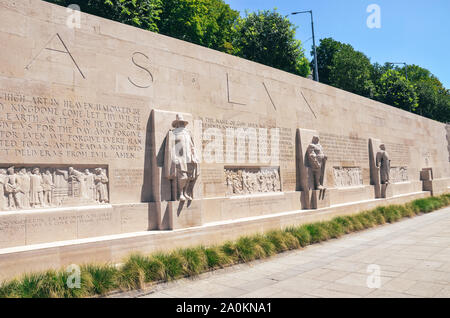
<box><xmin>390</xmin><ymin>181</ymin><xmax>423</xmax><ymax>196</ymax></box>
<box><xmin>423</xmin><ymin>178</ymin><xmax>450</xmax><ymax>196</ymax></box>
<box><xmin>0</xmin><ymin>181</ymin><xmax>437</xmax><ymax>249</ymax></box>
<box><xmin>0</xmin><ymin>191</ymin><xmax>435</xmax><ymax>281</ymax></box>
<box><xmin>328</xmin><ymin>186</ymin><xmax>374</xmax><ymax>205</ymax></box>
<box><xmin>0</xmin><ymin>204</ymin><xmax>155</xmax><ymax>249</ymax></box>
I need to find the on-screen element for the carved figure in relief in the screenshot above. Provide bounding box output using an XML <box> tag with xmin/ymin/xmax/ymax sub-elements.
<box><xmin>5</xmin><ymin>167</ymin><xmax>21</xmax><ymax>209</ymax></box>
<box><xmin>68</xmin><ymin>167</ymin><xmax>88</xmax><ymax>199</ymax></box>
<box><xmin>164</xmin><ymin>114</ymin><xmax>200</xmax><ymax>201</ymax></box>
<box><xmin>16</xmin><ymin>168</ymin><xmax>30</xmax><ymax>208</ymax></box>
<box><xmin>376</xmin><ymin>144</ymin><xmax>390</xmax><ymax>184</ymax></box>
<box><xmin>0</xmin><ymin>169</ymin><xmax>7</xmax><ymax>210</ymax></box>
<box><xmin>273</xmin><ymin>170</ymin><xmax>281</xmax><ymax>191</ymax></box>
<box><xmin>54</xmin><ymin>169</ymin><xmax>69</xmax><ymax>205</ymax></box>
<box><xmin>42</xmin><ymin>169</ymin><xmax>55</xmax><ymax>206</ymax></box>
<box><xmin>305</xmin><ymin>136</ymin><xmax>327</xmax><ymax>190</ymax></box>
<box><xmin>224</xmin><ymin>168</ymin><xmax>281</xmax><ymax>195</ymax></box>
<box><xmin>232</xmin><ymin>171</ymin><xmax>243</xmax><ymax>194</ymax></box>
<box><xmin>30</xmin><ymin>168</ymin><xmax>44</xmax><ymax>208</ymax></box>
<box><xmin>94</xmin><ymin>168</ymin><xmax>109</xmax><ymax>203</ymax></box>
<box><xmin>84</xmin><ymin>169</ymin><xmax>95</xmax><ymax>201</ymax></box>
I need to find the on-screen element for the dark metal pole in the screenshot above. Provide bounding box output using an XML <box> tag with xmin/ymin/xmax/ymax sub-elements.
<box><xmin>291</xmin><ymin>10</ymin><xmax>319</xmax><ymax>82</ymax></box>
<box><xmin>310</xmin><ymin>11</ymin><xmax>319</xmax><ymax>82</ymax></box>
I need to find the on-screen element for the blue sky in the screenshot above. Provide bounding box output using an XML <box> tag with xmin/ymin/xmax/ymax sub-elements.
<box><xmin>225</xmin><ymin>0</ymin><xmax>450</xmax><ymax>88</ymax></box>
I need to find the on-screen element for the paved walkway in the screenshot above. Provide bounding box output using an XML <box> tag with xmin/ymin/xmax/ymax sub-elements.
<box><xmin>133</xmin><ymin>207</ymin><xmax>450</xmax><ymax>298</ymax></box>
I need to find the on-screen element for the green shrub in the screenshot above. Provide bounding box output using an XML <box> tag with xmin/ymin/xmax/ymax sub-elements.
<box><xmin>286</xmin><ymin>225</ymin><xmax>311</xmax><ymax>247</ymax></box>
<box><xmin>347</xmin><ymin>215</ymin><xmax>364</xmax><ymax>231</ymax></box>
<box><xmin>0</xmin><ymin>280</ymin><xmax>21</xmax><ymax>298</ymax></box>
<box><xmin>266</xmin><ymin>230</ymin><xmax>299</xmax><ymax>252</ymax></box>
<box><xmin>82</xmin><ymin>264</ymin><xmax>118</xmax><ymax>295</ymax></box>
<box><xmin>305</xmin><ymin>223</ymin><xmax>329</xmax><ymax>243</ymax></box>
<box><xmin>371</xmin><ymin>208</ymin><xmax>386</xmax><ymax>224</ymax></box>
<box><xmin>333</xmin><ymin>216</ymin><xmax>353</xmax><ymax>233</ymax></box>
<box><xmin>204</xmin><ymin>246</ymin><xmax>233</xmax><ymax>269</ymax></box>
<box><xmin>221</xmin><ymin>241</ymin><xmax>239</xmax><ymax>262</ymax></box>
<box><xmin>152</xmin><ymin>252</ymin><xmax>185</xmax><ymax>281</ymax></box>
<box><xmin>179</xmin><ymin>247</ymin><xmax>208</xmax><ymax>276</ymax></box>
<box><xmin>325</xmin><ymin>220</ymin><xmax>345</xmax><ymax>238</ymax></box>
<box><xmin>117</xmin><ymin>254</ymin><xmax>167</xmax><ymax>290</ymax></box>
<box><xmin>252</xmin><ymin>235</ymin><xmax>276</xmax><ymax>257</ymax></box>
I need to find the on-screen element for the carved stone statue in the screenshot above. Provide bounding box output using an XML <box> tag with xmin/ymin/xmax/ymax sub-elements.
<box><xmin>305</xmin><ymin>136</ymin><xmax>327</xmax><ymax>190</ymax></box>
<box><xmin>0</xmin><ymin>169</ymin><xmax>7</xmax><ymax>210</ymax></box>
<box><xmin>164</xmin><ymin>114</ymin><xmax>200</xmax><ymax>202</ymax></box>
<box><xmin>94</xmin><ymin>168</ymin><xmax>109</xmax><ymax>203</ymax></box>
<box><xmin>42</xmin><ymin>169</ymin><xmax>54</xmax><ymax>206</ymax></box>
<box><xmin>376</xmin><ymin>144</ymin><xmax>390</xmax><ymax>184</ymax></box>
<box><xmin>16</xmin><ymin>168</ymin><xmax>31</xmax><ymax>208</ymax></box>
<box><xmin>84</xmin><ymin>169</ymin><xmax>95</xmax><ymax>201</ymax></box>
<box><xmin>30</xmin><ymin>167</ymin><xmax>44</xmax><ymax>208</ymax></box>
<box><xmin>5</xmin><ymin>167</ymin><xmax>21</xmax><ymax>209</ymax></box>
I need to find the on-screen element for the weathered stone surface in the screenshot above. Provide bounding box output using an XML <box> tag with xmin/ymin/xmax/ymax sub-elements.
<box><xmin>0</xmin><ymin>0</ymin><xmax>448</xmax><ymax>253</ymax></box>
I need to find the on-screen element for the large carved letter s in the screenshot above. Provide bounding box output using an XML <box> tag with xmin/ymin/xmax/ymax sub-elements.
<box><xmin>128</xmin><ymin>52</ymin><xmax>154</xmax><ymax>89</ymax></box>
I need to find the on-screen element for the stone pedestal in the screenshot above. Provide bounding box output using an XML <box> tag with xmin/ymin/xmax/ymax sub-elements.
<box><xmin>381</xmin><ymin>184</ymin><xmax>393</xmax><ymax>198</ymax></box>
<box><xmin>156</xmin><ymin>200</ymin><xmax>203</xmax><ymax>230</ymax></box>
<box><xmin>422</xmin><ymin>178</ymin><xmax>450</xmax><ymax>196</ymax></box>
<box><xmin>310</xmin><ymin>189</ymin><xmax>330</xmax><ymax>209</ymax></box>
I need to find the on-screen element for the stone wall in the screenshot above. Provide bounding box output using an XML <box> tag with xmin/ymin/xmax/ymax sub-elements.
<box><xmin>0</xmin><ymin>0</ymin><xmax>448</xmax><ymax>208</ymax></box>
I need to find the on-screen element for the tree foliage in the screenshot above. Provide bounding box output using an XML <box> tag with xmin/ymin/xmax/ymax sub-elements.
<box><xmin>376</xmin><ymin>69</ymin><xmax>418</xmax><ymax>112</ymax></box>
<box><xmin>157</xmin><ymin>0</ymin><xmax>239</xmax><ymax>52</ymax></box>
<box><xmin>315</xmin><ymin>38</ymin><xmax>448</xmax><ymax>123</ymax></box>
<box><xmin>46</xmin><ymin>0</ymin><xmax>162</xmax><ymax>31</ymax></box>
<box><xmin>328</xmin><ymin>45</ymin><xmax>374</xmax><ymax>97</ymax></box>
<box><xmin>232</xmin><ymin>10</ymin><xmax>310</xmax><ymax>77</ymax></box>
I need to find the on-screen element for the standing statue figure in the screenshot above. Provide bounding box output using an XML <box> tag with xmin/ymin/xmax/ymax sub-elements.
<box><xmin>0</xmin><ymin>169</ymin><xmax>7</xmax><ymax>210</ymax></box>
<box><xmin>42</xmin><ymin>169</ymin><xmax>54</xmax><ymax>207</ymax></box>
<box><xmin>94</xmin><ymin>168</ymin><xmax>109</xmax><ymax>203</ymax></box>
<box><xmin>84</xmin><ymin>169</ymin><xmax>95</xmax><ymax>201</ymax></box>
<box><xmin>305</xmin><ymin>136</ymin><xmax>327</xmax><ymax>190</ymax></box>
<box><xmin>5</xmin><ymin>167</ymin><xmax>21</xmax><ymax>209</ymax></box>
<box><xmin>30</xmin><ymin>168</ymin><xmax>44</xmax><ymax>208</ymax></box>
<box><xmin>376</xmin><ymin>144</ymin><xmax>390</xmax><ymax>184</ymax></box>
<box><xmin>16</xmin><ymin>168</ymin><xmax>31</xmax><ymax>209</ymax></box>
<box><xmin>164</xmin><ymin>114</ymin><xmax>200</xmax><ymax>202</ymax></box>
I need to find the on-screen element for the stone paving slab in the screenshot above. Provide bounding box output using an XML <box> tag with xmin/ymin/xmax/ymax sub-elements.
<box><xmin>114</xmin><ymin>207</ymin><xmax>450</xmax><ymax>298</ymax></box>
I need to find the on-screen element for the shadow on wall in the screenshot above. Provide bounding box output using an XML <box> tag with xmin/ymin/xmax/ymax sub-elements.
<box><xmin>141</xmin><ymin>112</ymin><xmax>153</xmax><ymax>203</ymax></box>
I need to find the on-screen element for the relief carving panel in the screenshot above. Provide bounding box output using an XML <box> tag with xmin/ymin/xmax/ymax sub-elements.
<box><xmin>0</xmin><ymin>165</ymin><xmax>109</xmax><ymax>211</ymax></box>
<box><xmin>333</xmin><ymin>167</ymin><xmax>363</xmax><ymax>188</ymax></box>
<box><xmin>390</xmin><ymin>167</ymin><xmax>408</xmax><ymax>183</ymax></box>
<box><xmin>225</xmin><ymin>167</ymin><xmax>281</xmax><ymax>196</ymax></box>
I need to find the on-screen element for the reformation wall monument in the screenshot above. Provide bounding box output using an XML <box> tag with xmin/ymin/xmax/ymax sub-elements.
<box><xmin>0</xmin><ymin>0</ymin><xmax>449</xmax><ymax>279</ymax></box>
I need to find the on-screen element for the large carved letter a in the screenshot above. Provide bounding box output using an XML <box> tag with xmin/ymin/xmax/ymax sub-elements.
<box><xmin>25</xmin><ymin>33</ymin><xmax>85</xmax><ymax>79</ymax></box>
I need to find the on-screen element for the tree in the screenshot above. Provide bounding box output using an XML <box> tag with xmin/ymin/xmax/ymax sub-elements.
<box><xmin>433</xmin><ymin>90</ymin><xmax>450</xmax><ymax>123</ymax></box>
<box><xmin>328</xmin><ymin>45</ymin><xmax>375</xmax><ymax>97</ymax></box>
<box><xmin>376</xmin><ymin>69</ymin><xmax>418</xmax><ymax>112</ymax></box>
<box><xmin>45</xmin><ymin>0</ymin><xmax>162</xmax><ymax>32</ymax></box>
<box><xmin>312</xmin><ymin>37</ymin><xmax>345</xmax><ymax>85</ymax></box>
<box><xmin>157</xmin><ymin>0</ymin><xmax>239</xmax><ymax>53</ymax></box>
<box><xmin>232</xmin><ymin>10</ymin><xmax>310</xmax><ymax>77</ymax></box>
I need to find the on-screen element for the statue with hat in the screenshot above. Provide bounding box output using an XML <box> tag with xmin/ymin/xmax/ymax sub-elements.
<box><xmin>164</xmin><ymin>114</ymin><xmax>200</xmax><ymax>202</ymax></box>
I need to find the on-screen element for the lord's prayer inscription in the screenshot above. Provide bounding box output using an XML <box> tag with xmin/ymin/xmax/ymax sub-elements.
<box><xmin>0</xmin><ymin>91</ymin><xmax>145</xmax><ymax>160</ymax></box>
